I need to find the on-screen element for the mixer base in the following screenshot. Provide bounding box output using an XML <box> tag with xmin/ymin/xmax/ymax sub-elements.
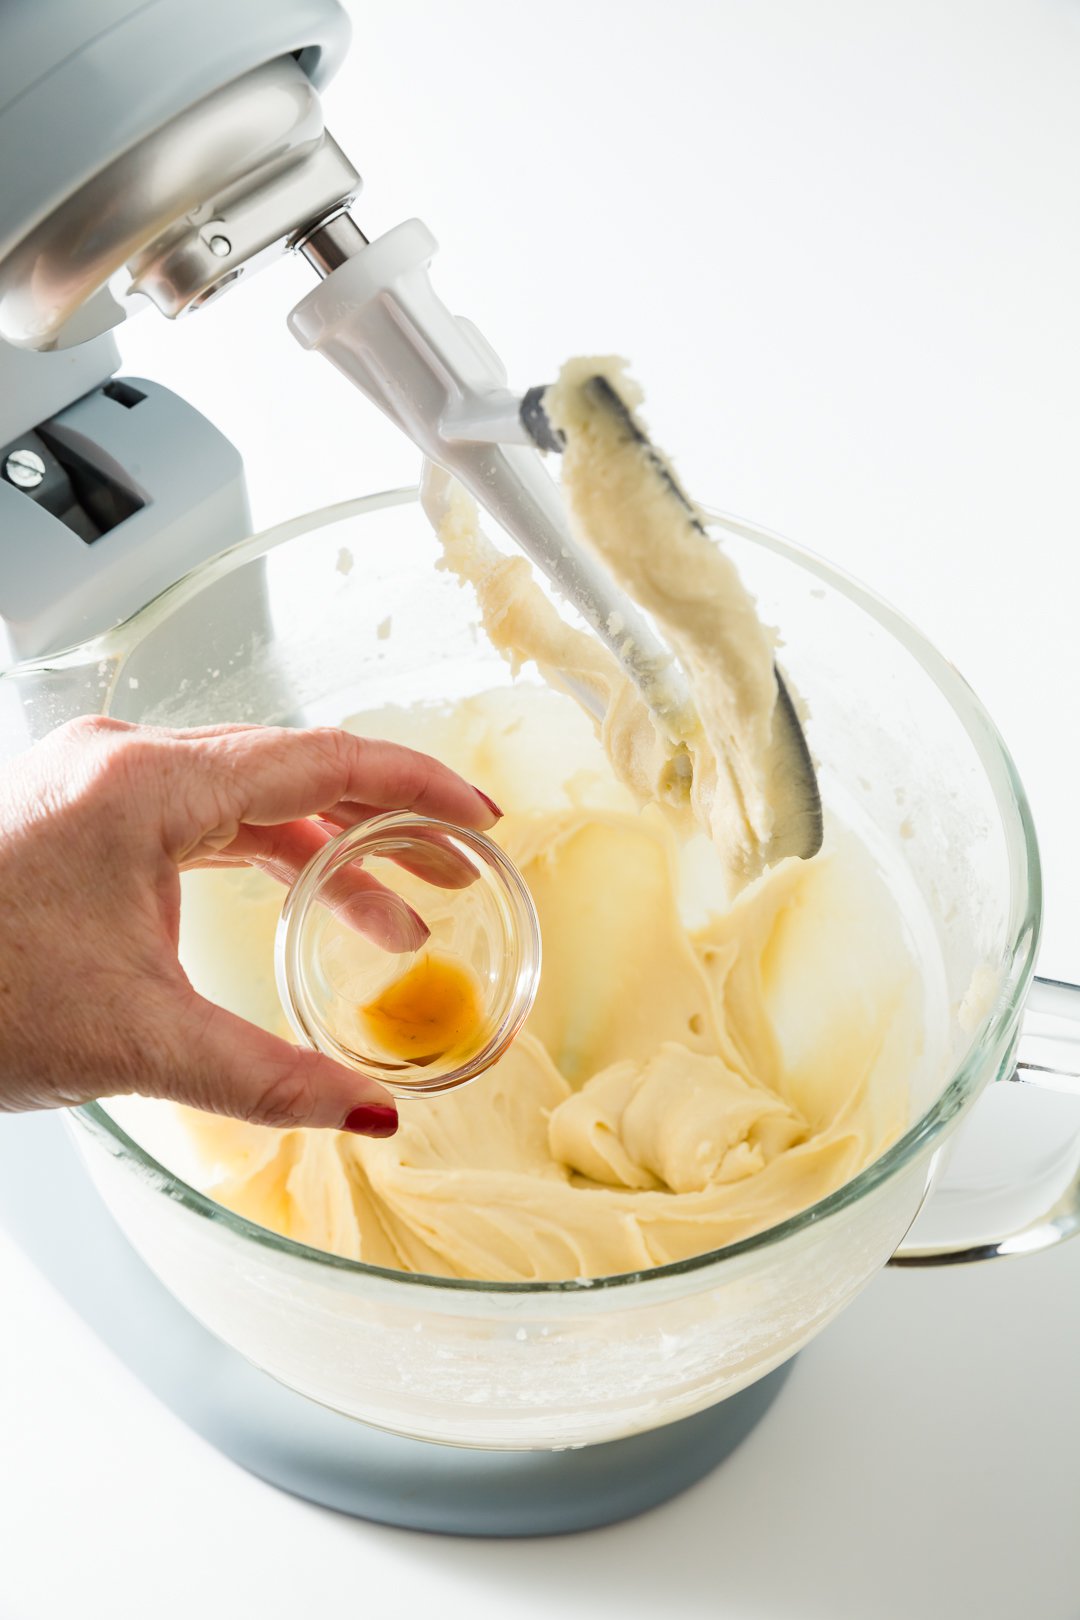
<box><xmin>0</xmin><ymin>1110</ymin><xmax>792</xmax><ymax>1537</ymax></box>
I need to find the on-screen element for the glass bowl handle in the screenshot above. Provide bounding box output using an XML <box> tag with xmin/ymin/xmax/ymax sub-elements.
<box><xmin>892</xmin><ymin>976</ymin><xmax>1080</xmax><ymax>1265</ymax></box>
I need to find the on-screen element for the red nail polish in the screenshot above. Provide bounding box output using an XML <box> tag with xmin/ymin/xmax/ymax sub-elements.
<box><xmin>474</xmin><ymin>788</ymin><xmax>503</xmax><ymax>820</ymax></box>
<box><xmin>342</xmin><ymin>1104</ymin><xmax>399</xmax><ymax>1138</ymax></box>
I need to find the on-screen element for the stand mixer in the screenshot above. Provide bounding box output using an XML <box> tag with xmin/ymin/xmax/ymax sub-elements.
<box><xmin>3</xmin><ymin>0</ymin><xmax>1077</xmax><ymax>1542</ymax></box>
<box><xmin>0</xmin><ymin>0</ymin><xmax>814</xmax><ymax>1534</ymax></box>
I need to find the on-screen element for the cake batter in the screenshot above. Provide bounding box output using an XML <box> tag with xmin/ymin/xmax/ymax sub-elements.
<box><xmin>177</xmin><ymin>690</ymin><xmax>919</xmax><ymax>1281</ymax></box>
<box><xmin>173</xmin><ymin>361</ymin><xmax>920</xmax><ymax>1281</ymax></box>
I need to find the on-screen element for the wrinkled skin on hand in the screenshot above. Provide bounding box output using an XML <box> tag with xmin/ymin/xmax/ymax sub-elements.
<box><xmin>0</xmin><ymin>717</ymin><xmax>499</xmax><ymax>1132</ymax></box>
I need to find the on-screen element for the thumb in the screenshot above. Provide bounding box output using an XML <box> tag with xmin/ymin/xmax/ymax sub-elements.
<box><xmin>157</xmin><ymin>993</ymin><xmax>399</xmax><ymax>1136</ymax></box>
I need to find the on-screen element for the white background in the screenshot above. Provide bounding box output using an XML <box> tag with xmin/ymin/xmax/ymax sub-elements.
<box><xmin>4</xmin><ymin>1</ymin><xmax>1080</xmax><ymax>1616</ymax></box>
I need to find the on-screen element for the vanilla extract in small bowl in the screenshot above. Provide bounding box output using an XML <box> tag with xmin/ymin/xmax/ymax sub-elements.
<box><xmin>275</xmin><ymin>813</ymin><xmax>541</xmax><ymax>1097</ymax></box>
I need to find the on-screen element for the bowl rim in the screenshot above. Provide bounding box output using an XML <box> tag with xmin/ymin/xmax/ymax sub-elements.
<box><xmin>53</xmin><ymin>486</ymin><xmax>1040</xmax><ymax>1297</ymax></box>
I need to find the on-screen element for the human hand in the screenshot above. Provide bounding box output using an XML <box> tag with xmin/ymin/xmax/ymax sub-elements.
<box><xmin>0</xmin><ymin>717</ymin><xmax>502</xmax><ymax>1135</ymax></box>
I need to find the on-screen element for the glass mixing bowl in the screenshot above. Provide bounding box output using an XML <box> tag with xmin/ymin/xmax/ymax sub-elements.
<box><xmin>2</xmin><ymin>488</ymin><xmax>1074</xmax><ymax>1451</ymax></box>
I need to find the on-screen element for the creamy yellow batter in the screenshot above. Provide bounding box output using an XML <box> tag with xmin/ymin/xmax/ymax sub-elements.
<box><xmin>176</xmin><ymin>686</ymin><xmax>919</xmax><ymax>1281</ymax></box>
<box><xmin>171</xmin><ymin>360</ymin><xmax>920</xmax><ymax>1282</ymax></box>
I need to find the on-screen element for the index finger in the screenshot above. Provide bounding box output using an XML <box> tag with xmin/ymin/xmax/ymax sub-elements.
<box><xmin>169</xmin><ymin>725</ymin><xmax>501</xmax><ymax>835</ymax></box>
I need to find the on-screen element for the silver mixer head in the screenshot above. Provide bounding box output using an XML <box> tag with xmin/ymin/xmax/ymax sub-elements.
<box><xmin>0</xmin><ymin>57</ymin><xmax>357</xmax><ymax>349</ymax></box>
<box><xmin>0</xmin><ymin>0</ymin><xmax>357</xmax><ymax>350</ymax></box>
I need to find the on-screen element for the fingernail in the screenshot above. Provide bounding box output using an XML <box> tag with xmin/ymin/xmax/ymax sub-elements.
<box><xmin>339</xmin><ymin>892</ymin><xmax>429</xmax><ymax>953</ymax></box>
<box><xmin>473</xmin><ymin>788</ymin><xmax>503</xmax><ymax>820</ymax></box>
<box><xmin>377</xmin><ymin>898</ymin><xmax>430</xmax><ymax>954</ymax></box>
<box><xmin>400</xmin><ymin>911</ymin><xmax>431</xmax><ymax>951</ymax></box>
<box><xmin>342</xmin><ymin>1104</ymin><xmax>399</xmax><ymax>1138</ymax></box>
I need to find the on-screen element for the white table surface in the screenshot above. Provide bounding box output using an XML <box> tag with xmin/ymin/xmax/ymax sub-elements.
<box><xmin>4</xmin><ymin>2</ymin><xmax>1080</xmax><ymax>1616</ymax></box>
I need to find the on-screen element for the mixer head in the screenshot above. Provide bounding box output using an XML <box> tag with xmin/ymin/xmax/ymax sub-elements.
<box><xmin>0</xmin><ymin>0</ymin><xmax>358</xmax><ymax>350</ymax></box>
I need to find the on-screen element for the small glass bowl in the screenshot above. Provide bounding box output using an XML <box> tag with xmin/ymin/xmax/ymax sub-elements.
<box><xmin>274</xmin><ymin>812</ymin><xmax>541</xmax><ymax>1097</ymax></box>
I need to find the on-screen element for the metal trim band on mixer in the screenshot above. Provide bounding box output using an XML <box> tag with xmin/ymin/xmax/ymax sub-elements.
<box><xmin>0</xmin><ymin>56</ymin><xmax>359</xmax><ymax>348</ymax></box>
